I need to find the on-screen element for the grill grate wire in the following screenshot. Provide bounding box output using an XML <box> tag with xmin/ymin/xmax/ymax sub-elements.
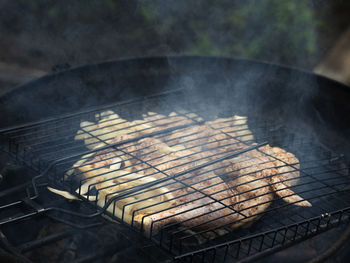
<box><xmin>0</xmin><ymin>90</ymin><xmax>349</xmax><ymax>262</ymax></box>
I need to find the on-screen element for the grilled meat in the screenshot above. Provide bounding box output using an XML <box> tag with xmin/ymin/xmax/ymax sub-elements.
<box><xmin>79</xmin><ymin>137</ymin><xmax>244</xmax><ymax>235</ymax></box>
<box><xmin>217</xmin><ymin>145</ymin><xmax>311</xmax><ymax>207</ymax></box>
<box><xmin>150</xmin><ymin>112</ymin><xmax>311</xmax><ymax>207</ymax></box>
<box><xmin>74</xmin><ymin>111</ymin><xmax>193</xmax><ymax>150</ymax></box>
<box><xmin>72</xmin><ymin>110</ymin><xmax>311</xmax><ymax>238</ymax></box>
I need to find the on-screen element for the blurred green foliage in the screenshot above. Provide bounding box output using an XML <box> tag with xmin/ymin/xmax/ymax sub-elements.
<box><xmin>0</xmin><ymin>0</ymin><xmax>323</xmax><ymax>67</ymax></box>
<box><xmin>137</xmin><ymin>0</ymin><xmax>321</xmax><ymax>65</ymax></box>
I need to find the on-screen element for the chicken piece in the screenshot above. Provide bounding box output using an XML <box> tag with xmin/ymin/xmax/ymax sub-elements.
<box><xmin>77</xmin><ymin>165</ymin><xmax>176</xmax><ymax>225</ymax></box>
<box><xmin>71</xmin><ymin>110</ymin><xmax>310</xmax><ymax>240</ymax></box>
<box><xmin>227</xmin><ymin>174</ymin><xmax>274</xmax><ymax>229</ymax></box>
<box><xmin>259</xmin><ymin>145</ymin><xmax>300</xmax><ymax>188</ymax></box>
<box><xmin>207</xmin><ymin>116</ymin><xmax>254</xmax><ymax>142</ymax></box>
<box><xmin>142</xmin><ymin>111</ymin><xmax>193</xmax><ymax>128</ymax></box>
<box><xmin>83</xmin><ymin>117</ymin><xmax>308</xmax><ymax>207</ymax></box>
<box><xmin>129</xmin><ymin>138</ymin><xmax>276</xmax><ymax>230</ymax></box>
<box><xmin>161</xmin><ymin>117</ymin><xmax>310</xmax><ymax>207</ymax></box>
<box><xmin>74</xmin><ymin>110</ymin><xmax>193</xmax><ymax>150</ymax></box>
<box><xmin>115</xmin><ymin>138</ymin><xmax>242</xmax><ymax>235</ymax></box>
<box><xmin>218</xmin><ymin>145</ymin><xmax>311</xmax><ymax>207</ymax></box>
<box><xmin>147</xmin><ymin>113</ymin><xmax>250</xmax><ymax>159</ymax></box>
<box><xmin>146</xmin><ymin>112</ymin><xmax>249</xmax><ymax>153</ymax></box>
<box><xmin>117</xmin><ymin>137</ymin><xmax>276</xmax><ymax>234</ymax></box>
<box><xmin>162</xmin><ymin>124</ymin><xmax>234</xmax><ymax>152</ymax></box>
<box><xmin>76</xmin><ymin>136</ymin><xmax>242</xmax><ymax>236</ymax></box>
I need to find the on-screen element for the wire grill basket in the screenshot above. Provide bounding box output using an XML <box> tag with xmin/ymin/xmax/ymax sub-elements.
<box><xmin>1</xmin><ymin>89</ymin><xmax>349</xmax><ymax>261</ymax></box>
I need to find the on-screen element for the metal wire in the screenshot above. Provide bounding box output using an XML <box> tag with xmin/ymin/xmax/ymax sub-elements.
<box><xmin>0</xmin><ymin>92</ymin><xmax>349</xmax><ymax>262</ymax></box>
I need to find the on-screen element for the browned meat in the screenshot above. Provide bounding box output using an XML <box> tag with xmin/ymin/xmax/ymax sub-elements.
<box><xmin>74</xmin><ymin>110</ymin><xmax>311</xmax><ymax>239</ymax></box>
<box><xmin>79</xmin><ymin>137</ymin><xmax>245</xmax><ymax>235</ymax></box>
<box><xmin>222</xmin><ymin>145</ymin><xmax>311</xmax><ymax>207</ymax></box>
<box><xmin>130</xmin><ymin>135</ymin><xmax>278</xmax><ymax>229</ymax></box>
<box><xmin>227</xmin><ymin>174</ymin><xmax>273</xmax><ymax>229</ymax></box>
<box><xmin>152</xmin><ymin>114</ymin><xmax>310</xmax><ymax>207</ymax></box>
<box><xmin>142</xmin><ymin>112</ymin><xmax>193</xmax><ymax>128</ymax></box>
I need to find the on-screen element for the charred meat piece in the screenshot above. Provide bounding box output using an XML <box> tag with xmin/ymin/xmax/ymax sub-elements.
<box><xmin>147</xmin><ymin>113</ymin><xmax>310</xmax><ymax>207</ymax></box>
<box><xmin>217</xmin><ymin>145</ymin><xmax>311</xmax><ymax>207</ymax></box>
<box><xmin>72</xmin><ymin>110</ymin><xmax>311</xmax><ymax>239</ymax></box>
<box><xmin>78</xmin><ymin>137</ymin><xmax>244</xmax><ymax>236</ymax></box>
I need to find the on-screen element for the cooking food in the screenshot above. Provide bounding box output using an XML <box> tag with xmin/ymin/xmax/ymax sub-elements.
<box><xmin>59</xmin><ymin>110</ymin><xmax>311</xmax><ymax>237</ymax></box>
<box><xmin>80</xmin><ymin>137</ymin><xmax>244</xmax><ymax>235</ymax></box>
<box><xmin>139</xmin><ymin>112</ymin><xmax>310</xmax><ymax>207</ymax></box>
<box><xmin>159</xmin><ymin>116</ymin><xmax>311</xmax><ymax>207</ymax></box>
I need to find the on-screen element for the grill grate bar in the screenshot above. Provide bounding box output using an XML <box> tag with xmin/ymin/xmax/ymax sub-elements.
<box><xmin>1</xmin><ymin>95</ymin><xmax>350</xmax><ymax>262</ymax></box>
<box><xmin>258</xmin><ymin>149</ymin><xmax>341</xmax><ymax>193</ymax></box>
<box><xmin>48</xmin><ymin>110</ymin><xmax>350</xmax><ymax>252</ymax></box>
<box><xmin>0</xmin><ymin>88</ymin><xmax>185</xmax><ymax>134</ymax></box>
<box><xmin>206</xmin><ymin>120</ymin><xmax>345</xmax><ymax>196</ymax></box>
<box><xmin>22</xmin><ymin>114</ymin><xmax>190</xmax><ymax>153</ymax></box>
<box><xmin>174</xmin><ymin>207</ymin><xmax>350</xmax><ymax>261</ymax></box>
<box><xmin>108</xmin><ymin>143</ymin><xmax>267</xmax><ymax>201</ymax></box>
<box><xmin>175</xmin><ymin>189</ymin><xmax>350</xmax><ymax>250</ymax></box>
<box><xmin>168</xmin><ymin>181</ymin><xmax>350</xmax><ymax>240</ymax></box>
<box><xmin>17</xmin><ymin>230</ymin><xmax>76</xmax><ymax>253</ymax></box>
<box><xmin>23</xmin><ymin>120</ymin><xmax>199</xmax><ymax>167</ymax></box>
<box><xmin>72</xmin><ymin>115</ymin><xmax>253</xmax><ymax>227</ymax></box>
<box><xmin>117</xmin><ymin>149</ymin><xmax>245</xmax><ymax>222</ymax></box>
<box><xmin>80</xmin><ymin>159</ymin><xmax>349</xmax><ymax>225</ymax></box>
<box><xmin>45</xmin><ymin>121</ymin><xmax>203</xmax><ymax>172</ymax></box>
<box><xmin>89</xmin><ymin>140</ymin><xmax>268</xmax><ymax>215</ymax></box>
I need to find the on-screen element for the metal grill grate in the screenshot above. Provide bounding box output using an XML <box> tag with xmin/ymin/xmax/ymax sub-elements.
<box><xmin>1</xmin><ymin>89</ymin><xmax>350</xmax><ymax>262</ymax></box>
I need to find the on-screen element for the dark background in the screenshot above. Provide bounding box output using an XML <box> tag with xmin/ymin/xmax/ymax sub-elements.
<box><xmin>0</xmin><ymin>0</ymin><xmax>349</xmax><ymax>93</ymax></box>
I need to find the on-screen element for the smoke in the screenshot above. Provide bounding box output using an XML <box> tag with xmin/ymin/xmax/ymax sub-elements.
<box><xmin>0</xmin><ymin>0</ymin><xmax>345</xmax><ymax>187</ymax></box>
<box><xmin>0</xmin><ymin>0</ymin><xmax>334</xmax><ymax>149</ymax></box>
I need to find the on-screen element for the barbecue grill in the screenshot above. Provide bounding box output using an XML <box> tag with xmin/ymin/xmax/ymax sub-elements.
<box><xmin>0</xmin><ymin>56</ymin><xmax>349</xmax><ymax>262</ymax></box>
